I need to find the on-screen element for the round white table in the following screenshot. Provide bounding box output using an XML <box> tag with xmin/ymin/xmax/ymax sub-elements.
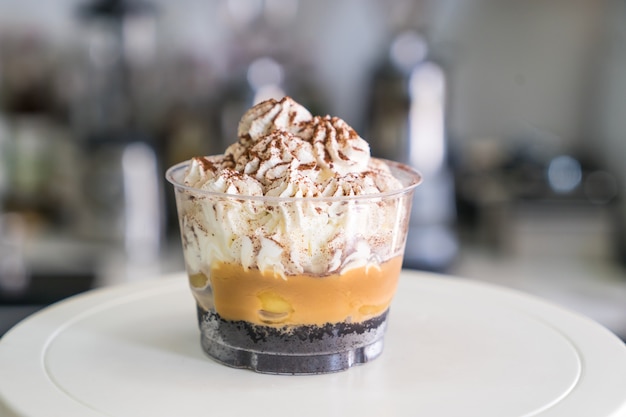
<box><xmin>1</xmin><ymin>271</ymin><xmax>626</xmax><ymax>417</ymax></box>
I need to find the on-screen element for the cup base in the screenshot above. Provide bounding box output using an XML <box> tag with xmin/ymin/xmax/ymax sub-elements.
<box><xmin>197</xmin><ymin>307</ymin><xmax>388</xmax><ymax>374</ymax></box>
<box><xmin>201</xmin><ymin>336</ymin><xmax>384</xmax><ymax>375</ymax></box>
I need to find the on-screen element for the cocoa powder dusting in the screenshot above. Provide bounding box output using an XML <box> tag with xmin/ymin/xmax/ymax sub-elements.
<box><xmin>197</xmin><ymin>156</ymin><xmax>215</xmax><ymax>171</ymax></box>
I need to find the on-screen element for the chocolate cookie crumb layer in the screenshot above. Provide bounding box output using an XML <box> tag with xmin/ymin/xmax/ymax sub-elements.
<box><xmin>197</xmin><ymin>307</ymin><xmax>389</xmax><ymax>374</ymax></box>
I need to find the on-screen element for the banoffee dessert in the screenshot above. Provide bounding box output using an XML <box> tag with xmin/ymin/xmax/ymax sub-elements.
<box><xmin>166</xmin><ymin>97</ymin><xmax>420</xmax><ymax>374</ymax></box>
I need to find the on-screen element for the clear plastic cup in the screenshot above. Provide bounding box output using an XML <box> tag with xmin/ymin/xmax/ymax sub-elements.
<box><xmin>166</xmin><ymin>158</ymin><xmax>421</xmax><ymax>374</ymax></box>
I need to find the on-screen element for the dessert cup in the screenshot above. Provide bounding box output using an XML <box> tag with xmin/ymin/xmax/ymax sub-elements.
<box><xmin>167</xmin><ymin>158</ymin><xmax>421</xmax><ymax>374</ymax></box>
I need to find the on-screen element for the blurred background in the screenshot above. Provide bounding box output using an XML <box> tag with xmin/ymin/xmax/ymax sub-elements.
<box><xmin>0</xmin><ymin>0</ymin><xmax>624</xmax><ymax>339</ymax></box>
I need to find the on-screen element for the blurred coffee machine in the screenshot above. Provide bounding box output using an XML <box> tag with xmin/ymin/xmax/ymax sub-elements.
<box><xmin>365</xmin><ymin>28</ymin><xmax>458</xmax><ymax>272</ymax></box>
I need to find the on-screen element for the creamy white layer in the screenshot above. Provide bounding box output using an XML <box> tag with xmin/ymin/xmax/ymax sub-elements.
<box><xmin>178</xmin><ymin>97</ymin><xmax>409</xmax><ymax>277</ymax></box>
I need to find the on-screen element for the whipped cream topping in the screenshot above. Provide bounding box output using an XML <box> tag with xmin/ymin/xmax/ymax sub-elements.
<box><xmin>177</xmin><ymin>97</ymin><xmax>414</xmax><ymax>277</ymax></box>
<box><xmin>189</xmin><ymin>96</ymin><xmax>402</xmax><ymax>198</ymax></box>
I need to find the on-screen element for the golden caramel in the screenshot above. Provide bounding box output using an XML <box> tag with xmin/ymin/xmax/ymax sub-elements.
<box><xmin>189</xmin><ymin>256</ymin><xmax>403</xmax><ymax>327</ymax></box>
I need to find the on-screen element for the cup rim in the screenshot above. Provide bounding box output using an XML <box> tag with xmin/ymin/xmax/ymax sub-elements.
<box><xmin>165</xmin><ymin>157</ymin><xmax>422</xmax><ymax>203</ymax></box>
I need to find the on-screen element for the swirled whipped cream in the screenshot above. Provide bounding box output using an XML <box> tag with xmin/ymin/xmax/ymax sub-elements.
<box><xmin>179</xmin><ymin>97</ymin><xmax>407</xmax><ymax>276</ymax></box>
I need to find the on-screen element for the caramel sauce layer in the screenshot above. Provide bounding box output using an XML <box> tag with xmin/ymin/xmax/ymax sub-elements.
<box><xmin>190</xmin><ymin>256</ymin><xmax>403</xmax><ymax>327</ymax></box>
